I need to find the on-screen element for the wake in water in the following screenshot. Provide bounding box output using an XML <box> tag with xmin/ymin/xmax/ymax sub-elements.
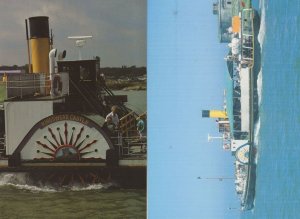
<box><xmin>253</xmin><ymin>118</ymin><xmax>260</xmax><ymax>165</ymax></box>
<box><xmin>254</xmin><ymin>67</ymin><xmax>263</xmax><ymax>165</ymax></box>
<box><xmin>0</xmin><ymin>172</ymin><xmax>116</xmax><ymax>193</ymax></box>
<box><xmin>257</xmin><ymin>69</ymin><xmax>263</xmax><ymax>107</ymax></box>
<box><xmin>258</xmin><ymin>0</ymin><xmax>266</xmax><ymax>49</ymax></box>
<box><xmin>253</xmin><ymin>0</ymin><xmax>265</xmax><ymax>166</ymax></box>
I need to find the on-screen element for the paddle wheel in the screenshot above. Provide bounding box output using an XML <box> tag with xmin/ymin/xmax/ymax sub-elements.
<box><xmin>9</xmin><ymin>114</ymin><xmax>115</xmax><ymax>166</ymax></box>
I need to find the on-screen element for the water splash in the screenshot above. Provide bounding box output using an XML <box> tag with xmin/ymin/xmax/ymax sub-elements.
<box><xmin>0</xmin><ymin>172</ymin><xmax>56</xmax><ymax>193</ymax></box>
<box><xmin>254</xmin><ymin>118</ymin><xmax>261</xmax><ymax>146</ymax></box>
<box><xmin>257</xmin><ymin>69</ymin><xmax>263</xmax><ymax>106</ymax></box>
<box><xmin>0</xmin><ymin>172</ymin><xmax>115</xmax><ymax>193</ymax></box>
<box><xmin>254</xmin><ymin>64</ymin><xmax>263</xmax><ymax>166</ymax></box>
<box><xmin>0</xmin><ymin>172</ymin><xmax>29</xmax><ymax>185</ymax></box>
<box><xmin>258</xmin><ymin>0</ymin><xmax>266</xmax><ymax>48</ymax></box>
<box><xmin>254</xmin><ymin>69</ymin><xmax>262</xmax><ymax>165</ymax></box>
<box><xmin>69</xmin><ymin>182</ymin><xmax>116</xmax><ymax>191</ymax></box>
<box><xmin>254</xmin><ymin>1</ymin><xmax>264</xmax><ymax>167</ymax></box>
<box><xmin>9</xmin><ymin>183</ymin><xmax>57</xmax><ymax>193</ymax></box>
<box><xmin>253</xmin><ymin>117</ymin><xmax>261</xmax><ymax>165</ymax></box>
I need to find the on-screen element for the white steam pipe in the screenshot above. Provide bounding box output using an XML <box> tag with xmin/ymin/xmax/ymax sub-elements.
<box><xmin>49</xmin><ymin>48</ymin><xmax>57</xmax><ymax>96</ymax></box>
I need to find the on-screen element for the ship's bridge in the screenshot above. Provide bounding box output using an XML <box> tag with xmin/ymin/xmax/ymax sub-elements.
<box><xmin>213</xmin><ymin>0</ymin><xmax>233</xmax><ymax>43</ymax></box>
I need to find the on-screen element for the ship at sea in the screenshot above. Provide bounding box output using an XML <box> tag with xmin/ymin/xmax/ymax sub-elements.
<box><xmin>202</xmin><ymin>0</ymin><xmax>261</xmax><ymax>210</ymax></box>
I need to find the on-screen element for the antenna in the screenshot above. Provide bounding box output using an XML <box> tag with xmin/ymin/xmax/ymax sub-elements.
<box><xmin>228</xmin><ymin>207</ymin><xmax>239</xmax><ymax>210</ymax></box>
<box><xmin>207</xmin><ymin>133</ymin><xmax>223</xmax><ymax>142</ymax></box>
<box><xmin>68</xmin><ymin>35</ymin><xmax>93</xmax><ymax>60</ymax></box>
<box><xmin>197</xmin><ymin>176</ymin><xmax>234</xmax><ymax>181</ymax></box>
<box><xmin>50</xmin><ymin>29</ymin><xmax>53</xmax><ymax>48</ymax></box>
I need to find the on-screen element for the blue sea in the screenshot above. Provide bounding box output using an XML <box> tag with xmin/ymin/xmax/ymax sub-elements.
<box><xmin>242</xmin><ymin>0</ymin><xmax>300</xmax><ymax>218</ymax></box>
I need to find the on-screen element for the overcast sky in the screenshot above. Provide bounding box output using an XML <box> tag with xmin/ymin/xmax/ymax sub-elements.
<box><xmin>0</xmin><ymin>0</ymin><xmax>146</xmax><ymax>67</ymax></box>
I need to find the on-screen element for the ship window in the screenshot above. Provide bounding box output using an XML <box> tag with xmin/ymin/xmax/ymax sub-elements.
<box><xmin>62</xmin><ymin>66</ymin><xmax>70</xmax><ymax>72</ymax></box>
<box><xmin>80</xmin><ymin>66</ymin><xmax>91</xmax><ymax>81</ymax></box>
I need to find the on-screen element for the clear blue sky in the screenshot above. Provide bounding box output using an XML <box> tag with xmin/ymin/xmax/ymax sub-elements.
<box><xmin>148</xmin><ymin>0</ymin><xmax>241</xmax><ymax>218</ymax></box>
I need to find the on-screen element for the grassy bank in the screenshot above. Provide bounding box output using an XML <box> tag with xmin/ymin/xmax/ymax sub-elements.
<box><xmin>106</xmin><ymin>79</ymin><xmax>146</xmax><ymax>91</ymax></box>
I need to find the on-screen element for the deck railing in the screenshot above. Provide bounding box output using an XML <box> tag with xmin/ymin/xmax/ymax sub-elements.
<box><xmin>241</xmin><ymin>9</ymin><xmax>255</xmax><ymax>68</ymax></box>
<box><xmin>0</xmin><ymin>137</ymin><xmax>5</xmax><ymax>157</ymax></box>
<box><xmin>1</xmin><ymin>74</ymin><xmax>50</xmax><ymax>99</ymax></box>
<box><xmin>116</xmin><ymin>111</ymin><xmax>147</xmax><ymax>156</ymax></box>
<box><xmin>111</xmin><ymin>130</ymin><xmax>147</xmax><ymax>157</ymax></box>
<box><xmin>119</xmin><ymin>111</ymin><xmax>137</xmax><ymax>137</ymax></box>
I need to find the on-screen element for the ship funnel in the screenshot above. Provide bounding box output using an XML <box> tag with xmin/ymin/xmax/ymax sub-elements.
<box><xmin>28</xmin><ymin>16</ymin><xmax>50</xmax><ymax>75</ymax></box>
<box><xmin>202</xmin><ymin>110</ymin><xmax>228</xmax><ymax>119</ymax></box>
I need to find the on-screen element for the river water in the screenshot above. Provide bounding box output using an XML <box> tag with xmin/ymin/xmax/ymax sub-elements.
<box><xmin>114</xmin><ymin>90</ymin><xmax>147</xmax><ymax>115</ymax></box>
<box><xmin>0</xmin><ymin>90</ymin><xmax>146</xmax><ymax>219</ymax></box>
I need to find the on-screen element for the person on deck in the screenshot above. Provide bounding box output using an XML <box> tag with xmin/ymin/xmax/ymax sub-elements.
<box><xmin>105</xmin><ymin>105</ymin><xmax>119</xmax><ymax>129</ymax></box>
<box><xmin>136</xmin><ymin>115</ymin><xmax>146</xmax><ymax>153</ymax></box>
<box><xmin>136</xmin><ymin>115</ymin><xmax>146</xmax><ymax>141</ymax></box>
<box><xmin>99</xmin><ymin>73</ymin><xmax>106</xmax><ymax>86</ymax></box>
<box><xmin>102</xmin><ymin>116</ymin><xmax>114</xmax><ymax>136</ymax></box>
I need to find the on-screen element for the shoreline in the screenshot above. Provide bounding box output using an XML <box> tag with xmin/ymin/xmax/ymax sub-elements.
<box><xmin>105</xmin><ymin>79</ymin><xmax>146</xmax><ymax>91</ymax></box>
